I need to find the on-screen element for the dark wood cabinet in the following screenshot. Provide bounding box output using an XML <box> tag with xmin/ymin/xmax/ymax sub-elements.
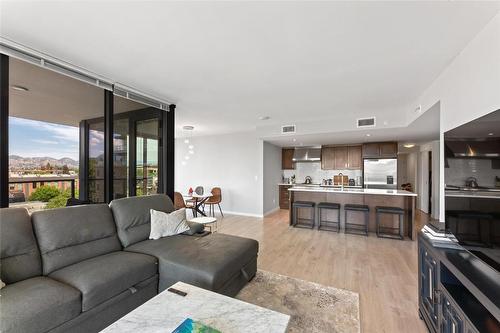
<box><xmin>282</xmin><ymin>148</ymin><xmax>295</xmax><ymax>170</ymax></box>
<box><xmin>417</xmin><ymin>235</ymin><xmax>496</xmax><ymax>333</ymax></box>
<box><xmin>347</xmin><ymin>145</ymin><xmax>362</xmax><ymax>169</ymax></box>
<box><xmin>334</xmin><ymin>147</ymin><xmax>348</xmax><ymax>169</ymax></box>
<box><xmin>380</xmin><ymin>142</ymin><xmax>398</xmax><ymax>157</ymax></box>
<box><xmin>321</xmin><ymin>145</ymin><xmax>362</xmax><ymax>170</ymax></box>
<box><xmin>279</xmin><ymin>185</ymin><xmax>292</xmax><ymax>209</ymax></box>
<box><xmin>419</xmin><ymin>242</ymin><xmax>439</xmax><ymax>331</ymax></box>
<box><xmin>362</xmin><ymin>142</ymin><xmax>398</xmax><ymax>158</ymax></box>
<box><xmin>441</xmin><ymin>293</ymin><xmax>464</xmax><ymax>333</ymax></box>
<box><xmin>321</xmin><ymin>147</ymin><xmax>335</xmax><ymax>170</ymax></box>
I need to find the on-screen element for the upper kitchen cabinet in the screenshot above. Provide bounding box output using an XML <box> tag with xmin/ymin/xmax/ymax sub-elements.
<box><xmin>334</xmin><ymin>147</ymin><xmax>348</xmax><ymax>169</ymax></box>
<box><xmin>282</xmin><ymin>148</ymin><xmax>295</xmax><ymax>170</ymax></box>
<box><xmin>321</xmin><ymin>147</ymin><xmax>335</xmax><ymax>170</ymax></box>
<box><xmin>321</xmin><ymin>145</ymin><xmax>362</xmax><ymax>170</ymax></box>
<box><xmin>347</xmin><ymin>145</ymin><xmax>362</xmax><ymax>169</ymax></box>
<box><xmin>362</xmin><ymin>142</ymin><xmax>398</xmax><ymax>158</ymax></box>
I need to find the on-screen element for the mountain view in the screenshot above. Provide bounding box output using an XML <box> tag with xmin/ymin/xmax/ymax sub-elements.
<box><xmin>9</xmin><ymin>155</ymin><xmax>79</xmax><ymax>170</ymax></box>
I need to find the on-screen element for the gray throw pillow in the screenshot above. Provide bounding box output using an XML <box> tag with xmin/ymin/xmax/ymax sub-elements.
<box><xmin>182</xmin><ymin>221</ymin><xmax>206</xmax><ymax>235</ymax></box>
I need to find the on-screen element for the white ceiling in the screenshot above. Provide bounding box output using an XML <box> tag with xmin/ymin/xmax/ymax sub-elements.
<box><xmin>1</xmin><ymin>1</ymin><xmax>499</xmax><ymax>137</ymax></box>
<box><xmin>266</xmin><ymin>101</ymin><xmax>441</xmax><ymax>147</ymax></box>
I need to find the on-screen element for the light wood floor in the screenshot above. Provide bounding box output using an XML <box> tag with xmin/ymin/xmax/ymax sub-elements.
<box><xmin>214</xmin><ymin>209</ymin><xmax>430</xmax><ymax>333</ymax></box>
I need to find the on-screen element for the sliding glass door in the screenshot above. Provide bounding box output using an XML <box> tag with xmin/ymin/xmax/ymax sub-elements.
<box><xmin>82</xmin><ymin>104</ymin><xmax>163</xmax><ymax>202</ymax></box>
<box><xmin>135</xmin><ymin>118</ymin><xmax>160</xmax><ymax>196</ymax></box>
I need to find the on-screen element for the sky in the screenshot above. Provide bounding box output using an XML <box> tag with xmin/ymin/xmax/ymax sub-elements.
<box><xmin>9</xmin><ymin>117</ymin><xmax>80</xmax><ymax>160</ymax></box>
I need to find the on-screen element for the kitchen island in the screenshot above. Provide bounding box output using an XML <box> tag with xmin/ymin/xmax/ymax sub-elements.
<box><xmin>289</xmin><ymin>186</ymin><xmax>418</xmax><ymax>240</ymax></box>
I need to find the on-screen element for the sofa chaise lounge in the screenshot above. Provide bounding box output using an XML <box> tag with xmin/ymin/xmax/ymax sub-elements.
<box><xmin>0</xmin><ymin>194</ymin><xmax>258</xmax><ymax>333</ymax></box>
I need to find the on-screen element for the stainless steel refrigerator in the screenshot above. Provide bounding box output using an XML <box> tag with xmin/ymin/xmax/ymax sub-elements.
<box><xmin>363</xmin><ymin>158</ymin><xmax>397</xmax><ymax>189</ymax></box>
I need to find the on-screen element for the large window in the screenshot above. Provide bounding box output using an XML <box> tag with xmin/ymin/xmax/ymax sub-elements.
<box><xmin>0</xmin><ymin>53</ymin><xmax>174</xmax><ymax>208</ymax></box>
<box><xmin>7</xmin><ymin>57</ymin><xmax>103</xmax><ymax>210</ymax></box>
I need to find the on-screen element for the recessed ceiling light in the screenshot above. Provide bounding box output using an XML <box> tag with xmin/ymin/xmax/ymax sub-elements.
<box><xmin>258</xmin><ymin>116</ymin><xmax>271</xmax><ymax>120</ymax></box>
<box><xmin>188</xmin><ymin>145</ymin><xmax>194</xmax><ymax>149</ymax></box>
<box><xmin>184</xmin><ymin>139</ymin><xmax>189</xmax><ymax>144</ymax></box>
<box><xmin>292</xmin><ymin>138</ymin><xmax>296</xmax><ymax>142</ymax></box>
<box><xmin>366</xmin><ymin>134</ymin><xmax>371</xmax><ymax>137</ymax></box>
<box><xmin>488</xmin><ymin>133</ymin><xmax>494</xmax><ymax>136</ymax></box>
<box><xmin>185</xmin><ymin>156</ymin><xmax>190</xmax><ymax>160</ymax></box>
<box><xmin>404</xmin><ymin>144</ymin><xmax>416</xmax><ymax>148</ymax></box>
<box><xmin>182</xmin><ymin>125</ymin><xmax>194</xmax><ymax>131</ymax></box>
<box><xmin>11</xmin><ymin>85</ymin><xmax>29</xmax><ymax>92</ymax></box>
<box><xmin>189</xmin><ymin>150</ymin><xmax>194</xmax><ymax>154</ymax></box>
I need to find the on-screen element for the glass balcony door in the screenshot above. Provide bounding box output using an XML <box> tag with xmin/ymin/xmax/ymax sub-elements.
<box><xmin>134</xmin><ymin>118</ymin><xmax>160</xmax><ymax>196</ymax></box>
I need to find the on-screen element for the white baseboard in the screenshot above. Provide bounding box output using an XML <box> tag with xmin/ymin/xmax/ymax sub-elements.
<box><xmin>223</xmin><ymin>210</ymin><xmax>264</xmax><ymax>218</ymax></box>
<box><xmin>263</xmin><ymin>206</ymin><xmax>280</xmax><ymax>216</ymax></box>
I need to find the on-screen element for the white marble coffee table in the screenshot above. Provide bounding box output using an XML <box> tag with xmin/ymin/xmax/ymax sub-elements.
<box><xmin>100</xmin><ymin>282</ymin><xmax>290</xmax><ymax>333</ymax></box>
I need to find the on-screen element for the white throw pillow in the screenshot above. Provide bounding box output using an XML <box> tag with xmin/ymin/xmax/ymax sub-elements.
<box><xmin>0</xmin><ymin>279</ymin><xmax>5</xmax><ymax>290</ymax></box>
<box><xmin>149</xmin><ymin>208</ymin><xmax>190</xmax><ymax>240</ymax></box>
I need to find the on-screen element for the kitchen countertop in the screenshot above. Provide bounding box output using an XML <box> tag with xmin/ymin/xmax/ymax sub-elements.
<box><xmin>445</xmin><ymin>190</ymin><xmax>500</xmax><ymax>199</ymax></box>
<box><xmin>289</xmin><ymin>186</ymin><xmax>417</xmax><ymax>197</ymax></box>
<box><xmin>278</xmin><ymin>183</ymin><xmax>362</xmax><ymax>188</ymax></box>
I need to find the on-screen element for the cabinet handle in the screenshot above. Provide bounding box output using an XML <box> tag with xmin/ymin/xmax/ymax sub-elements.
<box><xmin>429</xmin><ymin>268</ymin><xmax>433</xmax><ymax>299</ymax></box>
<box><xmin>433</xmin><ymin>290</ymin><xmax>440</xmax><ymax>304</ymax></box>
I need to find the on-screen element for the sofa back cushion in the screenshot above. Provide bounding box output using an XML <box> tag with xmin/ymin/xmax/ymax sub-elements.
<box><xmin>0</xmin><ymin>208</ymin><xmax>42</xmax><ymax>283</ymax></box>
<box><xmin>110</xmin><ymin>194</ymin><xmax>175</xmax><ymax>247</ymax></box>
<box><xmin>32</xmin><ymin>204</ymin><xmax>121</xmax><ymax>275</ymax></box>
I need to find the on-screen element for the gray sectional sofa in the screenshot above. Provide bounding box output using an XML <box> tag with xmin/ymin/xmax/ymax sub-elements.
<box><xmin>0</xmin><ymin>194</ymin><xmax>258</xmax><ymax>333</ymax></box>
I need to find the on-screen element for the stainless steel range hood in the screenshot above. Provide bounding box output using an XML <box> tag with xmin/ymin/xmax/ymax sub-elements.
<box><xmin>292</xmin><ymin>147</ymin><xmax>321</xmax><ymax>162</ymax></box>
<box><xmin>445</xmin><ymin>139</ymin><xmax>500</xmax><ymax>159</ymax></box>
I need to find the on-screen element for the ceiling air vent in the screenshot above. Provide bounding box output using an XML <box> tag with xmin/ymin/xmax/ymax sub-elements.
<box><xmin>281</xmin><ymin>125</ymin><xmax>296</xmax><ymax>134</ymax></box>
<box><xmin>357</xmin><ymin>117</ymin><xmax>376</xmax><ymax>128</ymax></box>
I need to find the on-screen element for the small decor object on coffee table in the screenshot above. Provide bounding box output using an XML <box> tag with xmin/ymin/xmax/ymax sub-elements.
<box><xmin>172</xmin><ymin>318</ymin><xmax>221</xmax><ymax>333</ymax></box>
<box><xmin>189</xmin><ymin>216</ymin><xmax>218</xmax><ymax>233</ymax></box>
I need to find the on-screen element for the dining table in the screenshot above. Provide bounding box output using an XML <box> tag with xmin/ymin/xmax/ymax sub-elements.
<box><xmin>183</xmin><ymin>193</ymin><xmax>213</xmax><ymax>217</ymax></box>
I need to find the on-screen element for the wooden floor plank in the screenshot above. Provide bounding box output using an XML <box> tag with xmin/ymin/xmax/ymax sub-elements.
<box><xmin>213</xmin><ymin>209</ymin><xmax>429</xmax><ymax>333</ymax></box>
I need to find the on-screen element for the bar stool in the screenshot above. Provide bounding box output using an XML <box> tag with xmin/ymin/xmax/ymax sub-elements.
<box><xmin>292</xmin><ymin>201</ymin><xmax>315</xmax><ymax>229</ymax></box>
<box><xmin>376</xmin><ymin>206</ymin><xmax>405</xmax><ymax>240</ymax></box>
<box><xmin>344</xmin><ymin>204</ymin><xmax>369</xmax><ymax>236</ymax></box>
<box><xmin>317</xmin><ymin>202</ymin><xmax>341</xmax><ymax>232</ymax></box>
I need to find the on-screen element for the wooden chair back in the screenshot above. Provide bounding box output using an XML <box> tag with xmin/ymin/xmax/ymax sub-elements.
<box><xmin>173</xmin><ymin>192</ymin><xmax>186</xmax><ymax>210</ymax></box>
<box><xmin>209</xmin><ymin>187</ymin><xmax>222</xmax><ymax>204</ymax></box>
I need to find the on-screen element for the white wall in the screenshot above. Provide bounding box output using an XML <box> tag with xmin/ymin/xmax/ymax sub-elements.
<box><xmin>411</xmin><ymin>13</ymin><xmax>500</xmax><ymax>221</ymax></box>
<box><xmin>175</xmin><ymin>132</ymin><xmax>264</xmax><ymax>216</ymax></box>
<box><xmin>263</xmin><ymin>142</ymin><xmax>282</xmax><ymax>215</ymax></box>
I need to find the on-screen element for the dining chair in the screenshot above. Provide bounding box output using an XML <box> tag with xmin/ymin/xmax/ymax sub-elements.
<box><xmin>204</xmin><ymin>187</ymin><xmax>223</xmax><ymax>217</ymax></box>
<box><xmin>174</xmin><ymin>192</ymin><xmax>195</xmax><ymax>215</ymax></box>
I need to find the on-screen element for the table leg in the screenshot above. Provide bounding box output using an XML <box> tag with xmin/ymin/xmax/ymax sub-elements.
<box><xmin>194</xmin><ymin>198</ymin><xmax>209</xmax><ymax>217</ymax></box>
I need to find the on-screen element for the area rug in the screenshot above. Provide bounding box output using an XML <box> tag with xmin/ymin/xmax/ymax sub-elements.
<box><xmin>236</xmin><ymin>270</ymin><xmax>360</xmax><ymax>333</ymax></box>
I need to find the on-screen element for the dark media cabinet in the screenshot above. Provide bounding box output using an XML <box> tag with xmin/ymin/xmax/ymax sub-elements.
<box><xmin>418</xmin><ymin>232</ymin><xmax>500</xmax><ymax>333</ymax></box>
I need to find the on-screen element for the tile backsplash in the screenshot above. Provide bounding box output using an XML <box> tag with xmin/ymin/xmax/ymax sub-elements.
<box><xmin>446</xmin><ymin>158</ymin><xmax>500</xmax><ymax>188</ymax></box>
<box><xmin>283</xmin><ymin>162</ymin><xmax>362</xmax><ymax>184</ymax></box>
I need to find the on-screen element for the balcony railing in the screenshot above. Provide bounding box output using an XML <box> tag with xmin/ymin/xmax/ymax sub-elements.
<box><xmin>9</xmin><ymin>175</ymin><xmax>77</xmax><ymax>203</ymax></box>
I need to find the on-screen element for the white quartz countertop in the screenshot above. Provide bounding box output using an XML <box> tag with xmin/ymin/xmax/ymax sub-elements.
<box><xmin>289</xmin><ymin>186</ymin><xmax>417</xmax><ymax>197</ymax></box>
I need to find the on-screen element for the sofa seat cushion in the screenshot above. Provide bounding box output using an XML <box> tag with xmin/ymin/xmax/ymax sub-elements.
<box><xmin>0</xmin><ymin>276</ymin><xmax>81</xmax><ymax>333</ymax></box>
<box><xmin>49</xmin><ymin>251</ymin><xmax>158</xmax><ymax>311</ymax></box>
<box><xmin>126</xmin><ymin>233</ymin><xmax>258</xmax><ymax>292</ymax></box>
